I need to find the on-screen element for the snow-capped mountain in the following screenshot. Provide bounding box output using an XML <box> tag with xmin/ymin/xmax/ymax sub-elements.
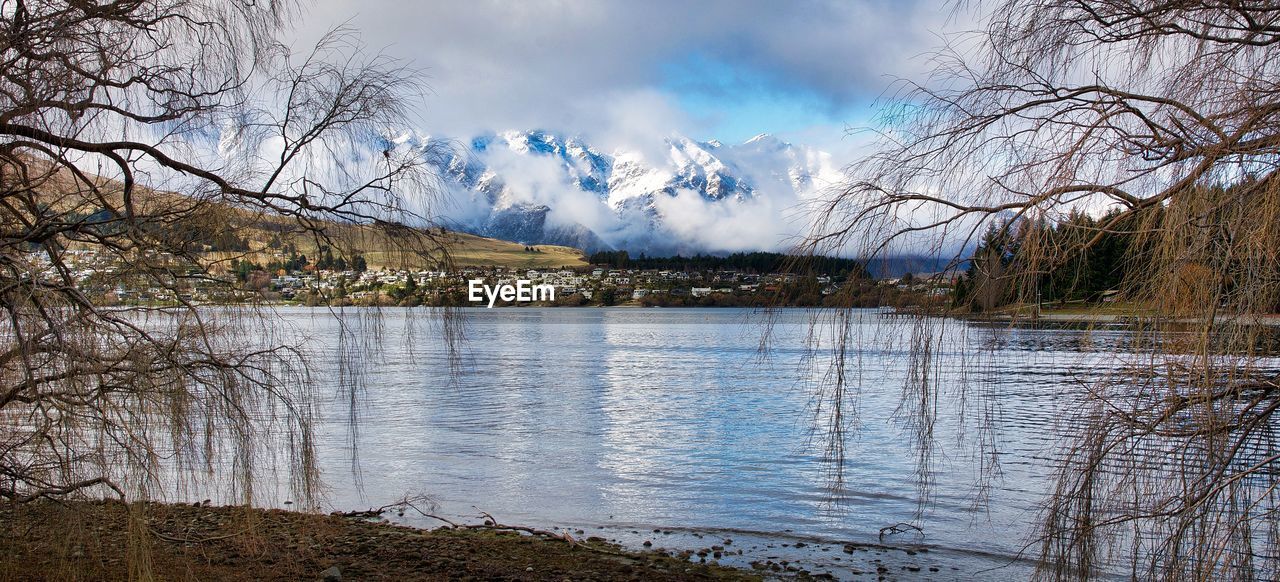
<box><xmin>423</xmin><ymin>130</ymin><xmax>843</xmax><ymax>255</ymax></box>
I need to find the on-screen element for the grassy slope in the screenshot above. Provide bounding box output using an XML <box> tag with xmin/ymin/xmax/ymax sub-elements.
<box><xmin>376</xmin><ymin>231</ymin><xmax>586</xmax><ymax>270</ymax></box>
<box><xmin>210</xmin><ymin>226</ymin><xmax>587</xmax><ymax>271</ymax></box>
<box><xmin>29</xmin><ymin>159</ymin><xmax>587</xmax><ymax>270</ymax></box>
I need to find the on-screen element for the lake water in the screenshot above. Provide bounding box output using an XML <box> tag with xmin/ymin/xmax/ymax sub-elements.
<box><xmin>252</xmin><ymin>307</ymin><xmax>1145</xmax><ymax>579</ymax></box>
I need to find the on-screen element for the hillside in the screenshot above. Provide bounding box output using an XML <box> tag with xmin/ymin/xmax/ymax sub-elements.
<box><xmin>27</xmin><ymin>158</ymin><xmax>587</xmax><ymax>270</ymax></box>
<box><xmin>204</xmin><ymin>219</ymin><xmax>586</xmax><ymax>271</ymax></box>
<box><xmin>443</xmin><ymin>231</ymin><xmax>586</xmax><ymax>269</ymax></box>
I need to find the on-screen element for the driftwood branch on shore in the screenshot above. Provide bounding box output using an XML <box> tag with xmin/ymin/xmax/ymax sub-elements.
<box><xmin>149</xmin><ymin>527</ymin><xmax>254</xmax><ymax>545</ymax></box>
<box><xmin>331</xmin><ymin>497</ymin><xmax>628</xmax><ymax>557</ymax></box>
<box><xmin>331</xmin><ymin>498</ymin><xmax>575</xmax><ymax>543</ymax></box>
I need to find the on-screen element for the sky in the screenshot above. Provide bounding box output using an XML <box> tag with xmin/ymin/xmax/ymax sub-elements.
<box><xmin>294</xmin><ymin>0</ymin><xmax>961</xmax><ymax>158</ymax></box>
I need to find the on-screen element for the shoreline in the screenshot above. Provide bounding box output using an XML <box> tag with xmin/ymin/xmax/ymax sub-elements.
<box><xmin>959</xmin><ymin>311</ymin><xmax>1280</xmax><ymax>327</ymax></box>
<box><xmin>0</xmin><ymin>500</ymin><xmax>760</xmax><ymax>581</ymax></box>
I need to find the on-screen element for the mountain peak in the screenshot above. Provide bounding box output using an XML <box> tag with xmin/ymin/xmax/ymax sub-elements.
<box><xmin>743</xmin><ymin>133</ymin><xmax>790</xmax><ymax>149</ymax></box>
<box><xmin>432</xmin><ymin>129</ymin><xmax>837</xmax><ymax>255</ymax></box>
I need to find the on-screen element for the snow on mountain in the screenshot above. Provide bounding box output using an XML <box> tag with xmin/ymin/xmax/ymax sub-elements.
<box><xmin>427</xmin><ymin>130</ymin><xmax>843</xmax><ymax>255</ymax></box>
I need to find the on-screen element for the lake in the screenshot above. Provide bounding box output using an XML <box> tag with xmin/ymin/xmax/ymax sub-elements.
<box><xmin>230</xmin><ymin>307</ymin><xmax>1152</xmax><ymax>579</ymax></box>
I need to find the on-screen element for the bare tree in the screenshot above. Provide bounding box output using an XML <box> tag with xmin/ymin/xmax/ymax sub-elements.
<box><xmin>810</xmin><ymin>1</ymin><xmax>1280</xmax><ymax>579</ymax></box>
<box><xmin>0</xmin><ymin>0</ymin><xmax>450</xmax><ymax>522</ymax></box>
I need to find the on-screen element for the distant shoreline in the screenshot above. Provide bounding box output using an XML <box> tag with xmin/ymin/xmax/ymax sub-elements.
<box><xmin>111</xmin><ymin>301</ymin><xmax>1280</xmax><ymax>327</ymax></box>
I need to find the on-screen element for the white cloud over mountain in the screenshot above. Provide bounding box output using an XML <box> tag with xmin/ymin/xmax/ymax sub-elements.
<box><xmin>410</xmin><ymin>130</ymin><xmax>845</xmax><ymax>255</ymax></box>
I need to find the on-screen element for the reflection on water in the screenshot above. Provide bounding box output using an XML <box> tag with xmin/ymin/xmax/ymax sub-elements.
<box><xmin>245</xmin><ymin>308</ymin><xmax>1186</xmax><ymax>578</ymax></box>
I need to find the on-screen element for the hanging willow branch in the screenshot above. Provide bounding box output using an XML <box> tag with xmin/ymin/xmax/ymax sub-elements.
<box><xmin>0</xmin><ymin>0</ymin><xmax>453</xmax><ymax>513</ymax></box>
<box><xmin>807</xmin><ymin>1</ymin><xmax>1280</xmax><ymax>579</ymax></box>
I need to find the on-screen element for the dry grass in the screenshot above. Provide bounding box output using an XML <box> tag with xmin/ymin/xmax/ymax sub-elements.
<box><xmin>206</xmin><ymin>228</ymin><xmax>586</xmax><ymax>272</ymax></box>
<box><xmin>442</xmin><ymin>235</ymin><xmax>586</xmax><ymax>269</ymax></box>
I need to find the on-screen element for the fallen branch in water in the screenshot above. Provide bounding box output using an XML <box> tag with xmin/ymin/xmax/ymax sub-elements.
<box><xmin>331</xmin><ymin>497</ymin><xmax>628</xmax><ymax>557</ymax></box>
<box><xmin>330</xmin><ymin>494</ymin><xmax>438</xmax><ymax>519</ymax></box>
<box><xmin>878</xmin><ymin>522</ymin><xmax>923</xmax><ymax>542</ymax></box>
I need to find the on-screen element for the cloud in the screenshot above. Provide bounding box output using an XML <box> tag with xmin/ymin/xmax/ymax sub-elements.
<box><xmin>486</xmin><ymin>147</ymin><xmax>625</xmax><ymax>234</ymax></box>
<box><xmin>650</xmin><ymin>187</ymin><xmax>807</xmax><ymax>254</ymax></box>
<box><xmin>641</xmin><ymin>140</ymin><xmax>849</xmax><ymax>254</ymax></box>
<box><xmin>293</xmin><ymin>0</ymin><xmax>958</xmax><ymax>145</ymax></box>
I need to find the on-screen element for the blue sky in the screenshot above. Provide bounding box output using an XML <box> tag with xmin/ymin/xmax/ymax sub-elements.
<box><xmin>660</xmin><ymin>53</ymin><xmax>874</xmax><ymax>144</ymax></box>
